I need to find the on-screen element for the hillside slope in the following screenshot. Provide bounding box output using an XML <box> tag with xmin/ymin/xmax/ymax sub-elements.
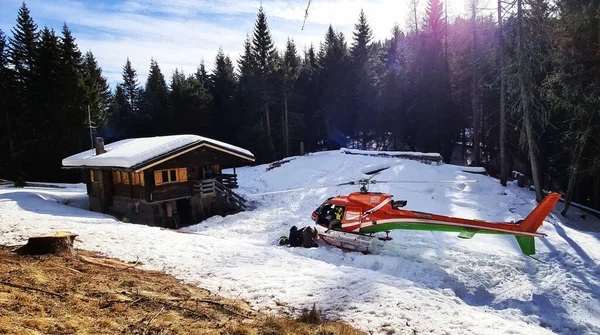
<box><xmin>1</xmin><ymin>149</ymin><xmax>599</xmax><ymax>334</ymax></box>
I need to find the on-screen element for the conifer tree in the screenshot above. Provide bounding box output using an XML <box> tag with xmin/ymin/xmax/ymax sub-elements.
<box><xmin>58</xmin><ymin>23</ymin><xmax>84</xmax><ymax>151</ymax></box>
<box><xmin>211</xmin><ymin>48</ymin><xmax>238</xmax><ymax>144</ymax></box>
<box><xmin>544</xmin><ymin>0</ymin><xmax>600</xmax><ymax>213</ymax></box>
<box><xmin>251</xmin><ymin>6</ymin><xmax>277</xmax><ymax>159</ymax></box>
<box><xmin>144</xmin><ymin>58</ymin><xmax>169</xmax><ymax>134</ymax></box>
<box><xmin>281</xmin><ymin>38</ymin><xmax>300</xmax><ymax>156</ymax></box>
<box><xmin>7</xmin><ymin>3</ymin><xmax>39</xmax><ymax>176</ymax></box>
<box><xmin>350</xmin><ymin>9</ymin><xmax>375</xmax><ymax>147</ymax></box>
<box><xmin>81</xmin><ymin>51</ymin><xmax>111</xmax><ymax>127</ymax></box>
<box><xmin>0</xmin><ymin>30</ymin><xmax>14</xmax><ymax>178</ymax></box>
<box><xmin>113</xmin><ymin>58</ymin><xmax>142</xmax><ymax>137</ymax></box>
<box><xmin>8</xmin><ymin>3</ymin><xmax>38</xmax><ymax>92</ymax></box>
<box><xmin>34</xmin><ymin>27</ymin><xmax>62</xmax><ymax>179</ymax></box>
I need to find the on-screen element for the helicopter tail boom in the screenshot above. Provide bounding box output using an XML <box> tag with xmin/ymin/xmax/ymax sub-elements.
<box><xmin>517</xmin><ymin>193</ymin><xmax>561</xmax><ymax>234</ymax></box>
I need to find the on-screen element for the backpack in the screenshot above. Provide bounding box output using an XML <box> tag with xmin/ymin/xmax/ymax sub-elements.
<box><xmin>288</xmin><ymin>225</ymin><xmax>305</xmax><ymax>247</ymax></box>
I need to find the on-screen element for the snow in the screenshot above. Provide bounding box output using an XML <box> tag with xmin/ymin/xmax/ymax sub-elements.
<box><xmin>62</xmin><ymin>134</ymin><xmax>254</xmax><ymax>168</ymax></box>
<box><xmin>342</xmin><ymin>148</ymin><xmax>443</xmax><ymax>158</ymax></box>
<box><xmin>3</xmin><ymin>150</ymin><xmax>600</xmax><ymax>335</ymax></box>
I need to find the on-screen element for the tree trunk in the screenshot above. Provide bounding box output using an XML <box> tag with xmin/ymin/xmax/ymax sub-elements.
<box><xmin>471</xmin><ymin>3</ymin><xmax>481</xmax><ymax>166</ymax></box>
<box><xmin>593</xmin><ymin>174</ymin><xmax>599</xmax><ymax>210</ymax></box>
<box><xmin>263</xmin><ymin>83</ymin><xmax>275</xmax><ymax>160</ymax></box>
<box><xmin>3</xmin><ymin>104</ymin><xmax>18</xmax><ymax>180</ymax></box>
<box><xmin>414</xmin><ymin>0</ymin><xmax>419</xmax><ymax>34</ymax></box>
<box><xmin>15</xmin><ymin>232</ymin><xmax>78</xmax><ymax>256</ymax></box>
<box><xmin>517</xmin><ymin>0</ymin><xmax>544</xmax><ymax>203</ymax></box>
<box><xmin>284</xmin><ymin>91</ymin><xmax>289</xmax><ymax>157</ymax></box>
<box><xmin>561</xmin><ymin>111</ymin><xmax>595</xmax><ymax>216</ymax></box>
<box><xmin>498</xmin><ymin>0</ymin><xmax>509</xmax><ymax>186</ymax></box>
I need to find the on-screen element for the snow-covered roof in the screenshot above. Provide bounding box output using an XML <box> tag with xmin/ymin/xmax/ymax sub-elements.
<box><xmin>62</xmin><ymin>135</ymin><xmax>254</xmax><ymax>170</ymax></box>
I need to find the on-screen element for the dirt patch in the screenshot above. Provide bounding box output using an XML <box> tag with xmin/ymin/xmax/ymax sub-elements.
<box><xmin>0</xmin><ymin>246</ymin><xmax>364</xmax><ymax>335</ymax></box>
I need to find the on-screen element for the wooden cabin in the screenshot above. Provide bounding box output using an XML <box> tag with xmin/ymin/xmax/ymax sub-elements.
<box><xmin>62</xmin><ymin>135</ymin><xmax>255</xmax><ymax>228</ymax></box>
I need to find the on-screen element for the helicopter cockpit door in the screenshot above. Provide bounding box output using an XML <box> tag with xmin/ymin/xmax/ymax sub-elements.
<box><xmin>341</xmin><ymin>207</ymin><xmax>362</xmax><ymax>231</ymax></box>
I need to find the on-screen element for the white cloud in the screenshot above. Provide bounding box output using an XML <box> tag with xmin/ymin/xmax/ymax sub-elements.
<box><xmin>1</xmin><ymin>0</ymin><xmax>473</xmax><ymax>88</ymax></box>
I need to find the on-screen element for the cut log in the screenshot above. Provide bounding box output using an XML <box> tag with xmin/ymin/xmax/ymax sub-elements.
<box><xmin>14</xmin><ymin>232</ymin><xmax>78</xmax><ymax>256</ymax></box>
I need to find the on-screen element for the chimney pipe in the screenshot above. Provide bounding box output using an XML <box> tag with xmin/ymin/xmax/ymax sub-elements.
<box><xmin>95</xmin><ymin>137</ymin><xmax>106</xmax><ymax>155</ymax></box>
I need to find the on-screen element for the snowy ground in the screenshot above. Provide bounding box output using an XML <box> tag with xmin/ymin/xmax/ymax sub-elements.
<box><xmin>1</xmin><ymin>150</ymin><xmax>600</xmax><ymax>335</ymax></box>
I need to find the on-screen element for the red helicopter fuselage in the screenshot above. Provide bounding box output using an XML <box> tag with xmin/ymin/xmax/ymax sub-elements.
<box><xmin>311</xmin><ymin>192</ymin><xmax>561</xmax><ymax>255</ymax></box>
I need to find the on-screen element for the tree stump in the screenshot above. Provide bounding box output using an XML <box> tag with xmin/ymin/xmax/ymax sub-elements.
<box><xmin>14</xmin><ymin>232</ymin><xmax>78</xmax><ymax>256</ymax></box>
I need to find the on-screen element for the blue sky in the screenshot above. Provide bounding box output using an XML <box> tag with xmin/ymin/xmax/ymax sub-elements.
<box><xmin>1</xmin><ymin>0</ymin><xmax>471</xmax><ymax>88</ymax></box>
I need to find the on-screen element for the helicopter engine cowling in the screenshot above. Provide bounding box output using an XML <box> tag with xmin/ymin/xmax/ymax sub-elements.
<box><xmin>347</xmin><ymin>192</ymin><xmax>393</xmax><ymax>208</ymax></box>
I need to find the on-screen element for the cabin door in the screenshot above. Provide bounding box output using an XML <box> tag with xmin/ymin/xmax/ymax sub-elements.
<box><xmin>100</xmin><ymin>170</ymin><xmax>113</xmax><ymax>213</ymax></box>
<box><xmin>176</xmin><ymin>199</ymin><xmax>192</xmax><ymax>225</ymax></box>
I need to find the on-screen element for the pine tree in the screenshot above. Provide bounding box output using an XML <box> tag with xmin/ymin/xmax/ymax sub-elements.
<box><xmin>58</xmin><ymin>23</ymin><xmax>85</xmax><ymax>155</ymax></box>
<box><xmin>544</xmin><ymin>0</ymin><xmax>600</xmax><ymax>213</ymax></box>
<box><xmin>211</xmin><ymin>48</ymin><xmax>238</xmax><ymax>144</ymax></box>
<box><xmin>296</xmin><ymin>44</ymin><xmax>321</xmax><ymax>152</ymax></box>
<box><xmin>7</xmin><ymin>3</ymin><xmax>39</xmax><ymax>178</ymax></box>
<box><xmin>469</xmin><ymin>0</ymin><xmax>481</xmax><ymax>166</ymax></box>
<box><xmin>317</xmin><ymin>25</ymin><xmax>350</xmax><ymax>149</ymax></box>
<box><xmin>81</xmin><ymin>51</ymin><xmax>111</xmax><ymax>128</ymax></box>
<box><xmin>197</xmin><ymin>61</ymin><xmax>210</xmax><ymax>90</ymax></box>
<box><xmin>498</xmin><ymin>0</ymin><xmax>509</xmax><ymax>185</ymax></box>
<box><xmin>251</xmin><ymin>6</ymin><xmax>278</xmax><ymax>159</ymax></box>
<box><xmin>8</xmin><ymin>3</ymin><xmax>38</xmax><ymax>91</ymax></box>
<box><xmin>0</xmin><ymin>29</ymin><xmax>14</xmax><ymax>178</ymax></box>
<box><xmin>412</xmin><ymin>0</ymin><xmax>456</xmax><ymax>159</ymax></box>
<box><xmin>238</xmin><ymin>35</ymin><xmax>255</xmax><ymax>78</ymax></box>
<box><xmin>350</xmin><ymin>9</ymin><xmax>375</xmax><ymax>147</ymax></box>
<box><xmin>351</xmin><ymin>9</ymin><xmax>373</xmax><ymax>64</ymax></box>
<box><xmin>34</xmin><ymin>27</ymin><xmax>62</xmax><ymax>180</ymax></box>
<box><xmin>113</xmin><ymin>58</ymin><xmax>142</xmax><ymax>137</ymax></box>
<box><xmin>144</xmin><ymin>58</ymin><xmax>169</xmax><ymax>134</ymax></box>
<box><xmin>281</xmin><ymin>38</ymin><xmax>300</xmax><ymax>156</ymax></box>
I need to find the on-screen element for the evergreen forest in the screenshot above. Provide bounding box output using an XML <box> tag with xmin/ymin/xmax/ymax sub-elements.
<box><xmin>1</xmin><ymin>1</ymin><xmax>599</xmax><ymax>215</ymax></box>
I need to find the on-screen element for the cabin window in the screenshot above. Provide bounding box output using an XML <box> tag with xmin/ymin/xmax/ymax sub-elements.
<box><xmin>112</xmin><ymin>170</ymin><xmax>121</xmax><ymax>184</ymax></box>
<box><xmin>121</xmin><ymin>171</ymin><xmax>130</xmax><ymax>184</ymax></box>
<box><xmin>154</xmin><ymin>168</ymin><xmax>187</xmax><ymax>186</ymax></box>
<box><xmin>132</xmin><ymin>171</ymin><xmax>145</xmax><ymax>186</ymax></box>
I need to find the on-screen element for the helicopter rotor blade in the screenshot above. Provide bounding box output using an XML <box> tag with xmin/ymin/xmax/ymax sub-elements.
<box><xmin>246</xmin><ymin>181</ymin><xmax>357</xmax><ymax>196</ymax></box>
<box><xmin>373</xmin><ymin>180</ymin><xmax>479</xmax><ymax>184</ymax></box>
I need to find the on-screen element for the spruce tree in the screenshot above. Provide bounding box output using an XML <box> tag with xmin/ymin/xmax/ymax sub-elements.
<box><xmin>211</xmin><ymin>48</ymin><xmax>238</xmax><ymax>144</ymax></box>
<box><xmin>282</xmin><ymin>38</ymin><xmax>300</xmax><ymax>156</ymax></box>
<box><xmin>113</xmin><ymin>58</ymin><xmax>142</xmax><ymax>137</ymax></box>
<box><xmin>238</xmin><ymin>35</ymin><xmax>255</xmax><ymax>78</ymax></box>
<box><xmin>81</xmin><ymin>51</ymin><xmax>111</xmax><ymax>128</ymax></box>
<box><xmin>0</xmin><ymin>30</ymin><xmax>14</xmax><ymax>178</ymax></box>
<box><xmin>197</xmin><ymin>61</ymin><xmax>210</xmax><ymax>90</ymax></box>
<box><xmin>34</xmin><ymin>27</ymin><xmax>62</xmax><ymax>180</ymax></box>
<box><xmin>350</xmin><ymin>9</ymin><xmax>375</xmax><ymax>147</ymax></box>
<box><xmin>144</xmin><ymin>58</ymin><xmax>169</xmax><ymax>134</ymax></box>
<box><xmin>317</xmin><ymin>25</ymin><xmax>350</xmax><ymax>149</ymax></box>
<box><xmin>544</xmin><ymin>0</ymin><xmax>600</xmax><ymax>213</ymax></box>
<box><xmin>351</xmin><ymin>9</ymin><xmax>373</xmax><ymax>64</ymax></box>
<box><xmin>58</xmin><ymin>23</ymin><xmax>84</xmax><ymax>154</ymax></box>
<box><xmin>8</xmin><ymin>3</ymin><xmax>38</xmax><ymax>90</ymax></box>
<box><xmin>7</xmin><ymin>3</ymin><xmax>39</xmax><ymax>177</ymax></box>
<box><xmin>251</xmin><ymin>6</ymin><xmax>277</xmax><ymax>159</ymax></box>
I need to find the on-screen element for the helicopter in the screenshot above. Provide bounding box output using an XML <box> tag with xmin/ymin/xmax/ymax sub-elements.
<box><xmin>250</xmin><ymin>165</ymin><xmax>561</xmax><ymax>256</ymax></box>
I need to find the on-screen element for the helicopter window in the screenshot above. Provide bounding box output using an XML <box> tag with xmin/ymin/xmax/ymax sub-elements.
<box><xmin>344</xmin><ymin>208</ymin><xmax>361</xmax><ymax>221</ymax></box>
<box><xmin>316</xmin><ymin>204</ymin><xmax>346</xmax><ymax>224</ymax></box>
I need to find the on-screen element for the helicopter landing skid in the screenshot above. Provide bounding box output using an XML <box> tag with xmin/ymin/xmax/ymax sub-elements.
<box><xmin>378</xmin><ymin>231</ymin><xmax>393</xmax><ymax>241</ymax></box>
<box><xmin>319</xmin><ymin>230</ymin><xmax>385</xmax><ymax>254</ymax></box>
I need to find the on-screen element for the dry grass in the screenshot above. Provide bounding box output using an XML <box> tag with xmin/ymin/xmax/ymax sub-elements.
<box><xmin>0</xmin><ymin>246</ymin><xmax>365</xmax><ymax>335</ymax></box>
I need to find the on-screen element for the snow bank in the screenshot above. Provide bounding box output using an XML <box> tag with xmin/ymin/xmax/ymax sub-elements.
<box><xmin>3</xmin><ymin>150</ymin><xmax>600</xmax><ymax>335</ymax></box>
